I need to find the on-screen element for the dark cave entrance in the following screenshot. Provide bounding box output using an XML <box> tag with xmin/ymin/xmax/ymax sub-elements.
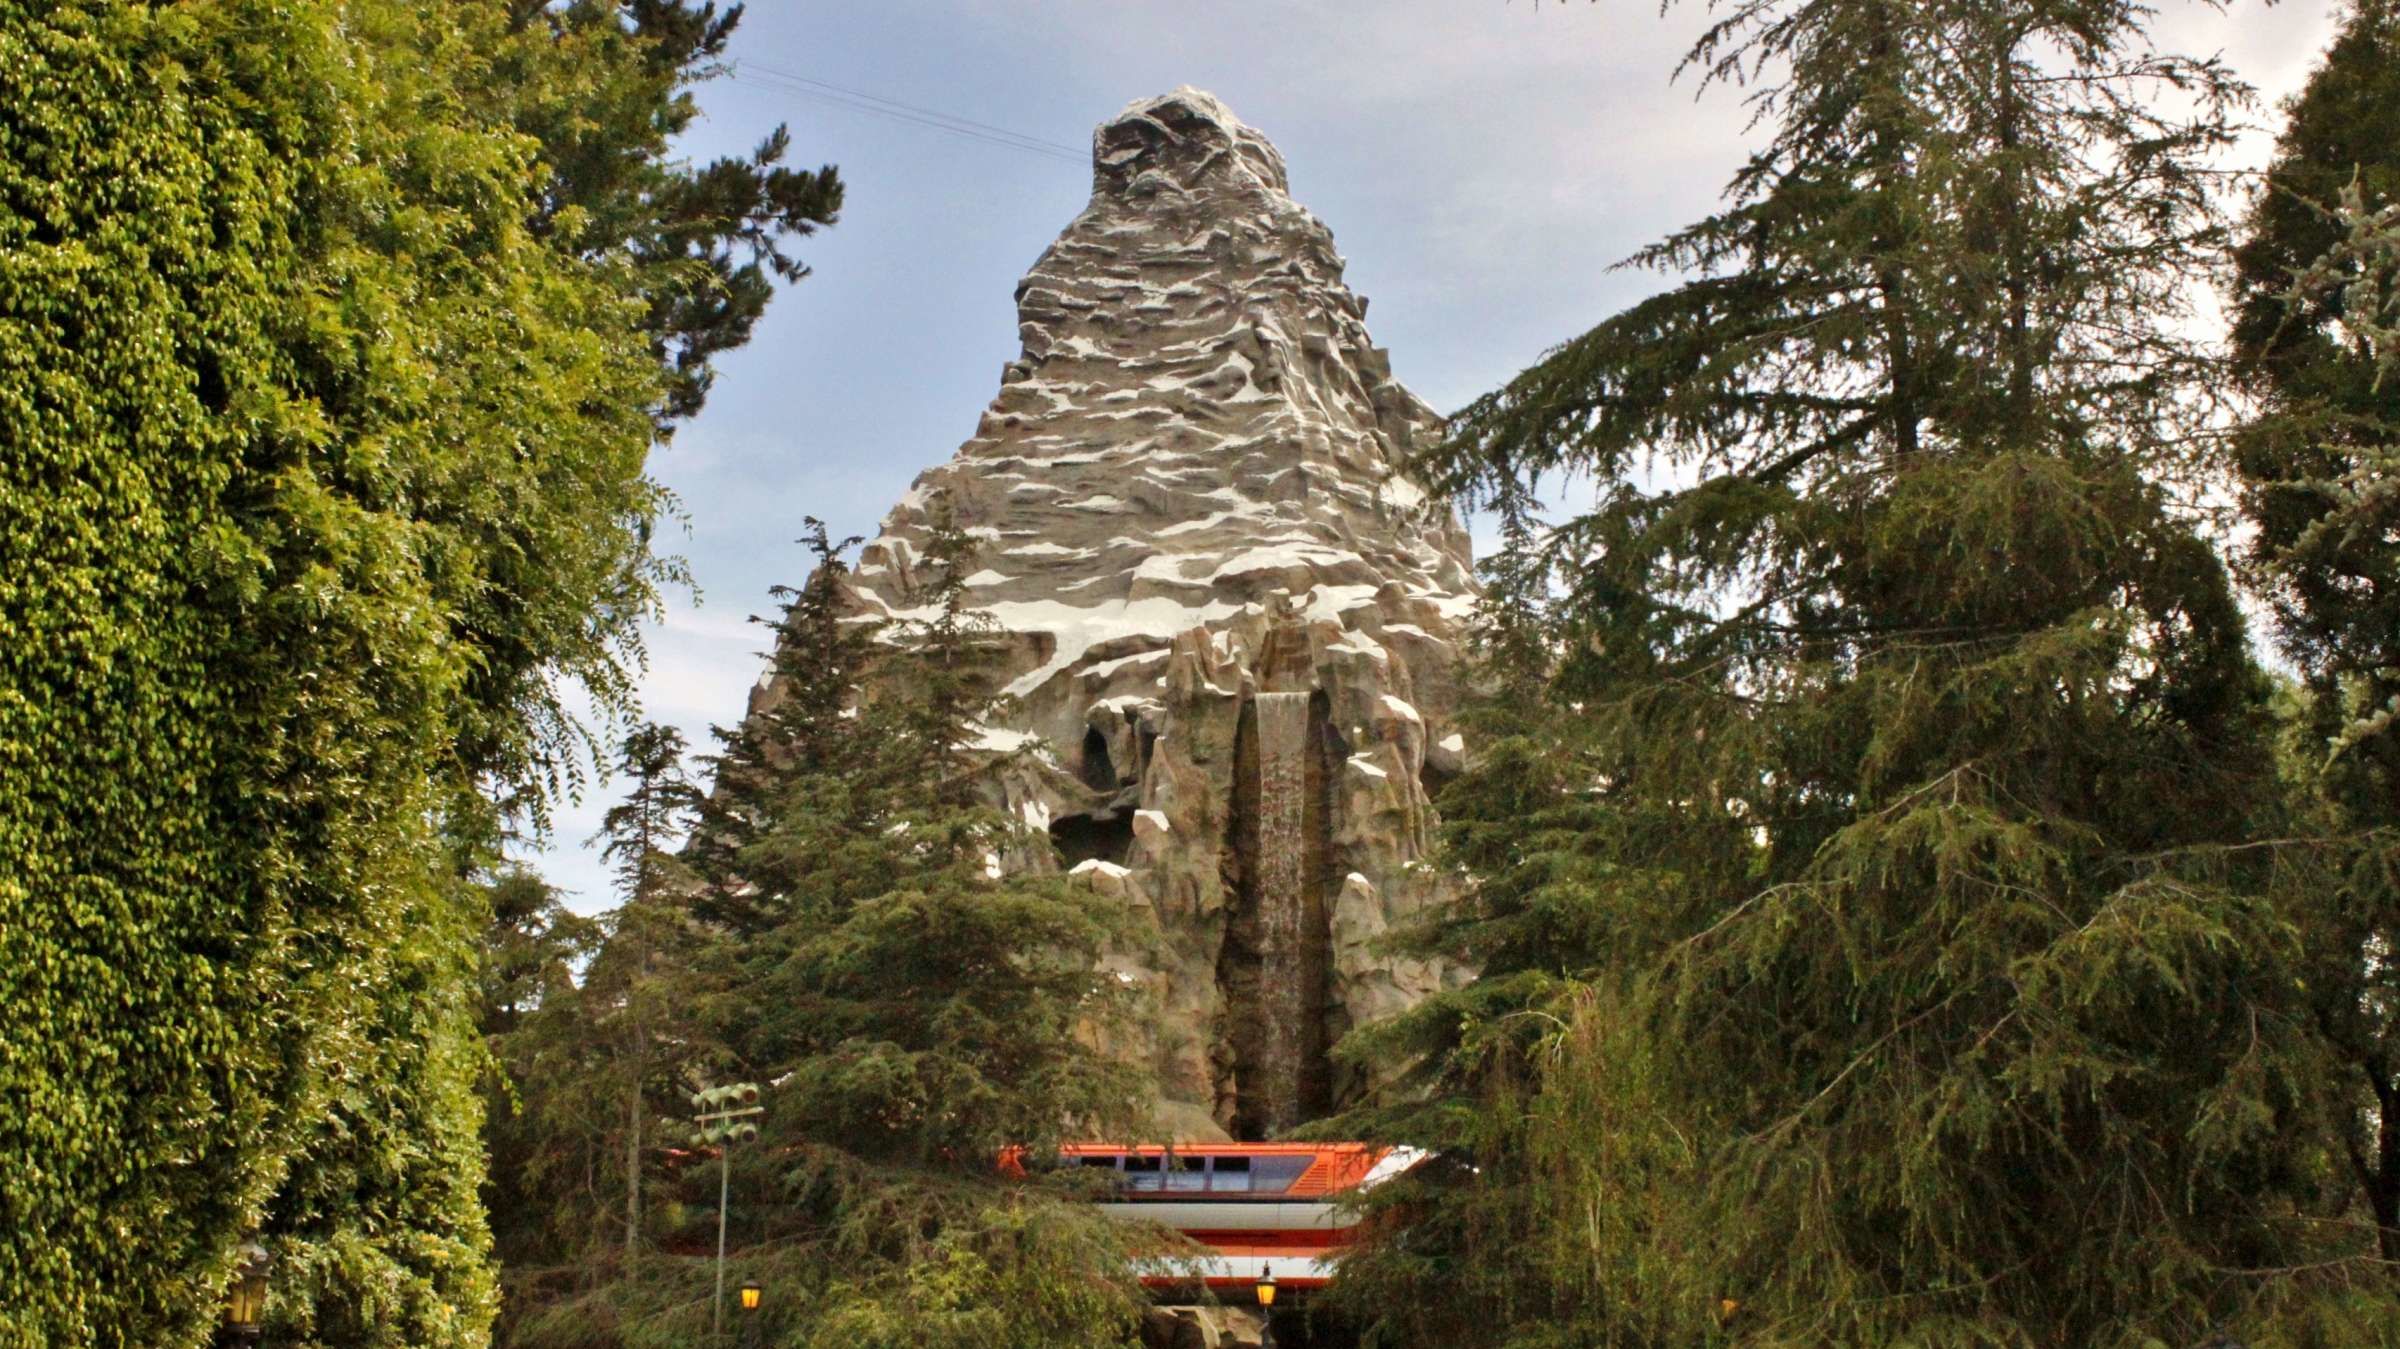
<box><xmin>1051</xmin><ymin>810</ymin><xmax>1134</xmax><ymax>869</ymax></box>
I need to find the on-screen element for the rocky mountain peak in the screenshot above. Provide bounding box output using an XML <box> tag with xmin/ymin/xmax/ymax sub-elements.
<box><xmin>1093</xmin><ymin>86</ymin><xmax>1291</xmax><ymax>198</ymax></box>
<box><xmin>782</xmin><ymin>89</ymin><xmax>1474</xmax><ymax>1140</ymax></box>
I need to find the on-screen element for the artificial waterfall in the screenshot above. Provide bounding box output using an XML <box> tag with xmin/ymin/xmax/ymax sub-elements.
<box><xmin>1246</xmin><ymin>689</ymin><xmax>1316</xmax><ymax>1134</ymax></box>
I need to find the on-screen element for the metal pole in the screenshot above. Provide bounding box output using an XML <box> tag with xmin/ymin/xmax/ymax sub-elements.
<box><xmin>714</xmin><ymin>1144</ymin><xmax>730</xmax><ymax>1345</ymax></box>
<box><xmin>690</xmin><ymin>1082</ymin><xmax>761</xmax><ymax>1346</ymax></box>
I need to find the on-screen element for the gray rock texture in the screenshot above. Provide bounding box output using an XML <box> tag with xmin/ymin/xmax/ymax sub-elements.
<box><xmin>802</xmin><ymin>88</ymin><xmax>1475</xmax><ymax>1139</ymax></box>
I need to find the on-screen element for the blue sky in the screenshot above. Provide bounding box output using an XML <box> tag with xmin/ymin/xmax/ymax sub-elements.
<box><xmin>531</xmin><ymin>0</ymin><xmax>2346</xmax><ymax>911</ymax></box>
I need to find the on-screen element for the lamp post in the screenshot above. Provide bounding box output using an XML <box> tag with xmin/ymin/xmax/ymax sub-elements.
<box><xmin>690</xmin><ymin>1082</ymin><xmax>766</xmax><ymax>1346</ymax></box>
<box><xmin>739</xmin><ymin>1281</ymin><xmax>762</xmax><ymax>1347</ymax></box>
<box><xmin>222</xmin><ymin>1239</ymin><xmax>272</xmax><ymax>1345</ymax></box>
<box><xmin>1254</xmin><ymin>1264</ymin><xmax>1277</xmax><ymax>1349</ymax></box>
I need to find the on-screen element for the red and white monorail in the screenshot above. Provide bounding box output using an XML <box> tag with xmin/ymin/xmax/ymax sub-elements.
<box><xmin>1053</xmin><ymin>1142</ymin><xmax>1422</xmax><ymax>1293</ymax></box>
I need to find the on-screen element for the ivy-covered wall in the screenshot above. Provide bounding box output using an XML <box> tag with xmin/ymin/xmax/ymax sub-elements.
<box><xmin>0</xmin><ymin>3</ymin><xmax>661</xmax><ymax>1344</ymax></box>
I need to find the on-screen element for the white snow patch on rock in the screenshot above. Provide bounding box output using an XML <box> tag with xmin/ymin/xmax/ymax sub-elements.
<box><xmin>972</xmin><ymin>724</ymin><xmax>1044</xmax><ymax>754</ymax></box>
<box><xmin>1082</xmin><ymin>647</ymin><xmax>1171</xmax><ymax>680</ymax></box>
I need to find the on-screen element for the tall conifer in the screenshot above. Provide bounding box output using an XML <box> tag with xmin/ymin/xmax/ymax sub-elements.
<box><xmin>2228</xmin><ymin>0</ymin><xmax>2400</xmax><ymax>1268</ymax></box>
<box><xmin>2231</xmin><ymin>5</ymin><xmax>2400</xmax><ymax>748</ymax></box>
<box><xmin>702</xmin><ymin>499</ymin><xmax>1147</xmax><ymax>1169</ymax></box>
<box><xmin>510</xmin><ymin>507</ymin><xmax>1158</xmax><ymax>1347</ymax></box>
<box><xmin>588</xmin><ymin>724</ymin><xmax>704</xmax><ymax>1268</ymax></box>
<box><xmin>1337</xmin><ymin>2</ymin><xmax>2394</xmax><ymax>1341</ymax></box>
<box><xmin>476</xmin><ymin>871</ymin><xmax>611</xmax><ymax>1275</ymax></box>
<box><xmin>684</xmin><ymin>520</ymin><xmax>885</xmax><ymax>935</ymax></box>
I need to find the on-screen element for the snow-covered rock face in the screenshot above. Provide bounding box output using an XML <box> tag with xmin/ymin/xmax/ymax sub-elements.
<box><xmin>835</xmin><ymin>88</ymin><xmax>1474</xmax><ymax>1140</ymax></box>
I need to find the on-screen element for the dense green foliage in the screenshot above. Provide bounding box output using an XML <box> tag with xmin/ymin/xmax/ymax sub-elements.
<box><xmin>503</xmin><ymin>1</ymin><xmax>845</xmax><ymax>430</ymax></box>
<box><xmin>18</xmin><ymin>0</ymin><xmax>2400</xmax><ymax>1343</ymax></box>
<box><xmin>590</xmin><ymin>723</ymin><xmax>709</xmax><ymax>1271</ymax></box>
<box><xmin>2228</xmin><ymin>0</ymin><xmax>2400</xmax><ymax>1267</ymax></box>
<box><xmin>481</xmin><ymin>871</ymin><xmax>615</xmax><ymax>1273</ymax></box>
<box><xmin>265</xmin><ymin>874</ymin><xmax>503</xmax><ymax>1347</ymax></box>
<box><xmin>2231</xmin><ymin>1</ymin><xmax>2400</xmax><ymax>763</ymax></box>
<box><xmin>456</xmin><ymin>1</ymin><xmax>844</xmax><ymax>810</ymax></box>
<box><xmin>480</xmin><ymin>731</ymin><xmax>716</xmax><ymax>1307</ymax></box>
<box><xmin>493</xmin><ymin>517</ymin><xmax>1161</xmax><ymax>1348</ymax></box>
<box><xmin>1328</xmin><ymin>2</ymin><xmax>2400</xmax><ymax>1344</ymax></box>
<box><xmin>1</xmin><ymin>2</ymin><xmax>833</xmax><ymax>1343</ymax></box>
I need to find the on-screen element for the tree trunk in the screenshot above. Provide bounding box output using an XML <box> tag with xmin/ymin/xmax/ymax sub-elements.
<box><xmin>625</xmin><ymin>1018</ymin><xmax>643</xmax><ymax>1268</ymax></box>
<box><xmin>1864</xmin><ymin>10</ymin><xmax>1921</xmax><ymax>460</ymax></box>
<box><xmin>1997</xmin><ymin>28</ymin><xmax>2034</xmax><ymax>429</ymax></box>
<box><xmin>625</xmin><ymin>810</ymin><xmax>658</xmax><ymax>1268</ymax></box>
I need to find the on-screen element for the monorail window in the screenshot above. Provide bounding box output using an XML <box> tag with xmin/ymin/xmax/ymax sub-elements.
<box><xmin>1163</xmin><ymin>1155</ymin><xmax>1206</xmax><ymax>1192</ymax></box>
<box><xmin>1248</xmin><ymin>1156</ymin><xmax>1312</xmax><ymax>1192</ymax></box>
<box><xmin>1060</xmin><ymin>1150</ymin><xmax>1331</xmax><ymax>1194</ymax></box>
<box><xmin>1208</xmin><ymin>1156</ymin><xmax>1252</xmax><ymax>1192</ymax></box>
<box><xmin>1122</xmin><ymin>1154</ymin><xmax>1163</xmax><ymax>1191</ymax></box>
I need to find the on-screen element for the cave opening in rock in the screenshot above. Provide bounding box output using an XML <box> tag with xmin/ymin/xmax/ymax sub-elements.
<box><xmin>1051</xmin><ymin>810</ymin><xmax>1134</xmax><ymax>869</ymax></box>
<box><xmin>1080</xmin><ymin>726</ymin><xmax>1119</xmax><ymax>792</ymax></box>
<box><xmin>1419</xmin><ymin>754</ymin><xmax>1458</xmax><ymax>803</ymax></box>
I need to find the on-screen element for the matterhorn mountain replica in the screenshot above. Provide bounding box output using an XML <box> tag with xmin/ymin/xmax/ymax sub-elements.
<box><xmin>778</xmin><ymin>89</ymin><xmax>1477</xmax><ymax>1141</ymax></box>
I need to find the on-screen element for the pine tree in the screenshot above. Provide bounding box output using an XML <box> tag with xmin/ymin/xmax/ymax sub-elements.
<box><xmin>714</xmin><ymin>505</ymin><xmax>1154</xmax><ymax>1349</ymax></box>
<box><xmin>2230</xmin><ymin>0</ymin><xmax>2400</xmax><ymax>777</ymax></box>
<box><xmin>507</xmin><ymin>506</ymin><xmax>1158</xmax><ymax>1348</ymax></box>
<box><xmin>480</xmin><ymin>736</ymin><xmax>722</xmax><ymax>1340</ymax></box>
<box><xmin>2227</xmin><ymin>0</ymin><xmax>2400</xmax><ymax>1268</ymax></box>
<box><xmin>479</xmin><ymin>871</ymin><xmax>604</xmax><ymax>1044</ymax></box>
<box><xmin>1334</xmin><ymin>2</ymin><xmax>2392</xmax><ymax>1342</ymax></box>
<box><xmin>493</xmin><ymin>0</ymin><xmax>846</xmax><ymax>427</ymax></box>
<box><xmin>588</xmin><ymin>724</ymin><xmax>706</xmax><ymax>1269</ymax></box>
<box><xmin>725</xmin><ymin>498</ymin><xmax>1139</xmax><ymax>1165</ymax></box>
<box><xmin>684</xmin><ymin>519</ymin><xmax>887</xmax><ymax>934</ymax></box>
<box><xmin>2231</xmin><ymin>3</ymin><xmax>2400</xmax><ymax>752</ymax></box>
<box><xmin>451</xmin><ymin>0</ymin><xmax>847</xmax><ymax>820</ymax></box>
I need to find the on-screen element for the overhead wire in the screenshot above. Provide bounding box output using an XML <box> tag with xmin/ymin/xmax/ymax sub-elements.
<box><xmin>741</xmin><ymin>74</ymin><xmax>1085</xmax><ymax>165</ymax></box>
<box><xmin>741</xmin><ymin>63</ymin><xmax>1086</xmax><ymax>157</ymax></box>
<box><xmin>733</xmin><ymin>63</ymin><xmax>1088</xmax><ymax>166</ymax></box>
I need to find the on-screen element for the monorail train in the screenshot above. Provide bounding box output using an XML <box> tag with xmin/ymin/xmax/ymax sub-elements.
<box><xmin>1051</xmin><ymin>1142</ymin><xmax>1423</xmax><ymax>1293</ymax></box>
